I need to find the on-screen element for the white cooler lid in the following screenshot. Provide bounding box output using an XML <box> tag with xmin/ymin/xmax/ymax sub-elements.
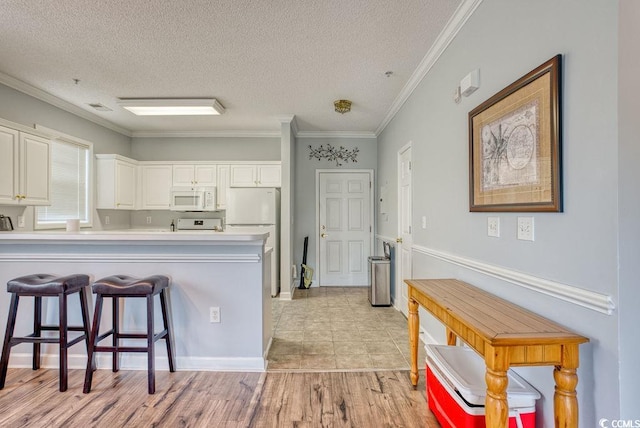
<box><xmin>426</xmin><ymin>344</ymin><xmax>540</xmax><ymax>408</ymax></box>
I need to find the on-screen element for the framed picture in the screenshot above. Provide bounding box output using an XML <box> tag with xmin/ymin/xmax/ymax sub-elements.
<box><xmin>469</xmin><ymin>55</ymin><xmax>562</xmax><ymax>212</ymax></box>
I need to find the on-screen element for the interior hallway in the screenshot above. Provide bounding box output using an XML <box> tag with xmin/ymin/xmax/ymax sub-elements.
<box><xmin>269</xmin><ymin>286</ymin><xmax>427</xmax><ymax>371</ymax></box>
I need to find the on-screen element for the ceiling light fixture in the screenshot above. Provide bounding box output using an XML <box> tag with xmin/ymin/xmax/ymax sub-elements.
<box><xmin>334</xmin><ymin>99</ymin><xmax>352</xmax><ymax>114</ymax></box>
<box><xmin>117</xmin><ymin>98</ymin><xmax>225</xmax><ymax>116</ymax></box>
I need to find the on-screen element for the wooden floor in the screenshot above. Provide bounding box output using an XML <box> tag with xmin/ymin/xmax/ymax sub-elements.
<box><xmin>0</xmin><ymin>368</ymin><xmax>438</xmax><ymax>427</ymax></box>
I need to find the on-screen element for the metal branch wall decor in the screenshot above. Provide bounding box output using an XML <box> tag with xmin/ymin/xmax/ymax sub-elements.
<box><xmin>308</xmin><ymin>144</ymin><xmax>359</xmax><ymax>166</ymax></box>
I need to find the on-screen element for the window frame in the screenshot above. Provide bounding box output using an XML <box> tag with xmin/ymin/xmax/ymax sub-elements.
<box><xmin>34</xmin><ymin>126</ymin><xmax>94</xmax><ymax>230</ymax></box>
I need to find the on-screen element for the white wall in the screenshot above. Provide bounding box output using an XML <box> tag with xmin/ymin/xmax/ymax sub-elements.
<box><xmin>377</xmin><ymin>0</ymin><xmax>625</xmax><ymax>425</ymax></box>
<box><xmin>131</xmin><ymin>136</ymin><xmax>280</xmax><ymax>161</ymax></box>
<box><xmin>617</xmin><ymin>0</ymin><xmax>640</xmax><ymax>418</ymax></box>
<box><xmin>294</xmin><ymin>137</ymin><xmax>377</xmax><ymax>287</ymax></box>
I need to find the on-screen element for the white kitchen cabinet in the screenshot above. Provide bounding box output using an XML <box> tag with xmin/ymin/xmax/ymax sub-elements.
<box><xmin>96</xmin><ymin>155</ymin><xmax>137</xmax><ymax>210</ymax></box>
<box><xmin>0</xmin><ymin>124</ymin><xmax>51</xmax><ymax>206</ymax></box>
<box><xmin>172</xmin><ymin>164</ymin><xmax>217</xmax><ymax>188</ymax></box>
<box><xmin>230</xmin><ymin>164</ymin><xmax>281</xmax><ymax>187</ymax></box>
<box><xmin>216</xmin><ymin>164</ymin><xmax>230</xmax><ymax>210</ymax></box>
<box><xmin>140</xmin><ymin>164</ymin><xmax>173</xmax><ymax>210</ymax></box>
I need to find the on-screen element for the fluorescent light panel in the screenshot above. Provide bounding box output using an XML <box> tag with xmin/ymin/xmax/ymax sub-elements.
<box><xmin>118</xmin><ymin>98</ymin><xmax>225</xmax><ymax>116</ymax></box>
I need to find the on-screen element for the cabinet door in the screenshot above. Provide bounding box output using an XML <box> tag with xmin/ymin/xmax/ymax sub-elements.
<box><xmin>141</xmin><ymin>164</ymin><xmax>172</xmax><ymax>209</ymax></box>
<box><xmin>216</xmin><ymin>165</ymin><xmax>230</xmax><ymax>209</ymax></box>
<box><xmin>194</xmin><ymin>164</ymin><xmax>217</xmax><ymax>187</ymax></box>
<box><xmin>257</xmin><ymin>165</ymin><xmax>281</xmax><ymax>187</ymax></box>
<box><xmin>20</xmin><ymin>133</ymin><xmax>51</xmax><ymax>205</ymax></box>
<box><xmin>115</xmin><ymin>161</ymin><xmax>136</xmax><ymax>209</ymax></box>
<box><xmin>0</xmin><ymin>126</ymin><xmax>19</xmax><ymax>204</ymax></box>
<box><xmin>172</xmin><ymin>165</ymin><xmax>196</xmax><ymax>187</ymax></box>
<box><xmin>230</xmin><ymin>165</ymin><xmax>257</xmax><ymax>187</ymax></box>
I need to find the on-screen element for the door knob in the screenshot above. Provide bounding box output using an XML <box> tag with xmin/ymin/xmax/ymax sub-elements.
<box><xmin>396</xmin><ymin>237</ymin><xmax>403</xmax><ymax>243</ymax></box>
<box><xmin>321</xmin><ymin>233</ymin><xmax>328</xmax><ymax>238</ymax></box>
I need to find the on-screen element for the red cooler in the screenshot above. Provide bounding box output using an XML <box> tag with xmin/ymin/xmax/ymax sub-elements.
<box><xmin>426</xmin><ymin>345</ymin><xmax>540</xmax><ymax>428</ymax></box>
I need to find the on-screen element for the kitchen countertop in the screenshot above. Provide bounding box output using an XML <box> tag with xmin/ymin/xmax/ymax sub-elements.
<box><xmin>0</xmin><ymin>230</ymin><xmax>269</xmax><ymax>242</ymax></box>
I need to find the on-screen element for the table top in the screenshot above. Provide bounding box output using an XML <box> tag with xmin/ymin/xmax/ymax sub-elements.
<box><xmin>405</xmin><ymin>278</ymin><xmax>589</xmax><ymax>347</ymax></box>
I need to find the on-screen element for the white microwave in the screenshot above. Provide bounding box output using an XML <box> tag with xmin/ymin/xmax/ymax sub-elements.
<box><xmin>170</xmin><ymin>187</ymin><xmax>217</xmax><ymax>211</ymax></box>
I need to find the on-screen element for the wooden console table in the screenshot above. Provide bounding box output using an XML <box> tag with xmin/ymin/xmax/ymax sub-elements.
<box><xmin>405</xmin><ymin>279</ymin><xmax>589</xmax><ymax>428</ymax></box>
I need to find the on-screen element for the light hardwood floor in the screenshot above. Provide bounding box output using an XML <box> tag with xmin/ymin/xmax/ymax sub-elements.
<box><xmin>0</xmin><ymin>368</ymin><xmax>437</xmax><ymax>427</ymax></box>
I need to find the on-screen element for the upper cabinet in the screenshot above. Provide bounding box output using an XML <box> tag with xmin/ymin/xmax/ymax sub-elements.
<box><xmin>0</xmin><ymin>124</ymin><xmax>51</xmax><ymax>206</ymax></box>
<box><xmin>96</xmin><ymin>155</ymin><xmax>137</xmax><ymax>210</ymax></box>
<box><xmin>230</xmin><ymin>164</ymin><xmax>281</xmax><ymax>187</ymax></box>
<box><xmin>140</xmin><ymin>164</ymin><xmax>173</xmax><ymax>210</ymax></box>
<box><xmin>216</xmin><ymin>164</ymin><xmax>230</xmax><ymax>210</ymax></box>
<box><xmin>172</xmin><ymin>164</ymin><xmax>217</xmax><ymax>188</ymax></box>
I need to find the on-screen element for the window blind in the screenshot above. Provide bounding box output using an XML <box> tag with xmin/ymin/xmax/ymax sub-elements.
<box><xmin>36</xmin><ymin>140</ymin><xmax>89</xmax><ymax>224</ymax></box>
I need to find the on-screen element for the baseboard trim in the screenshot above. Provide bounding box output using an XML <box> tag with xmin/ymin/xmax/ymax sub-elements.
<box><xmin>412</xmin><ymin>244</ymin><xmax>615</xmax><ymax>315</ymax></box>
<box><xmin>6</xmin><ymin>353</ymin><xmax>266</xmax><ymax>372</ymax></box>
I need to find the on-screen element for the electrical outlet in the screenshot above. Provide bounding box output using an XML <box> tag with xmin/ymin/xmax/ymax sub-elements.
<box><xmin>517</xmin><ymin>217</ymin><xmax>534</xmax><ymax>241</ymax></box>
<box><xmin>487</xmin><ymin>216</ymin><xmax>500</xmax><ymax>237</ymax></box>
<box><xmin>146</xmin><ymin>216</ymin><xmax>152</xmax><ymax>224</ymax></box>
<box><xmin>421</xmin><ymin>216</ymin><xmax>427</xmax><ymax>229</ymax></box>
<box><xmin>209</xmin><ymin>307</ymin><xmax>220</xmax><ymax>323</ymax></box>
<box><xmin>17</xmin><ymin>216</ymin><xmax>25</xmax><ymax>228</ymax></box>
<box><xmin>105</xmin><ymin>215</ymin><xmax>110</xmax><ymax>225</ymax></box>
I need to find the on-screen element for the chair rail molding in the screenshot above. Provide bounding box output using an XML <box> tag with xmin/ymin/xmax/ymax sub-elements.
<box><xmin>412</xmin><ymin>244</ymin><xmax>615</xmax><ymax>315</ymax></box>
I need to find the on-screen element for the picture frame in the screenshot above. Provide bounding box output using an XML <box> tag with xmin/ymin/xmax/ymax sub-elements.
<box><xmin>469</xmin><ymin>55</ymin><xmax>562</xmax><ymax>212</ymax></box>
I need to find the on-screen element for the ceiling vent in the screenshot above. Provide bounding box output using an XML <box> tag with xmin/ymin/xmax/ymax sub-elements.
<box><xmin>88</xmin><ymin>103</ymin><xmax>112</xmax><ymax>112</ymax></box>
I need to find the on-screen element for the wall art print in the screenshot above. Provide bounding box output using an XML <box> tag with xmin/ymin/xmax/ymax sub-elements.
<box><xmin>469</xmin><ymin>55</ymin><xmax>562</xmax><ymax>212</ymax></box>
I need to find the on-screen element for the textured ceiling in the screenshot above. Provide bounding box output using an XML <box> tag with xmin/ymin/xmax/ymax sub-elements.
<box><xmin>0</xmin><ymin>0</ymin><xmax>462</xmax><ymax>136</ymax></box>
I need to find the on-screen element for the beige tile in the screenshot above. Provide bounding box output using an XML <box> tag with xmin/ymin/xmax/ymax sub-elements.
<box><xmin>269</xmin><ymin>340</ymin><xmax>302</xmax><ymax>356</ymax></box>
<box><xmin>303</xmin><ymin>321</ymin><xmax>331</xmax><ymax>331</ymax></box>
<box><xmin>268</xmin><ymin>354</ymin><xmax>301</xmax><ymax>370</ymax></box>
<box><xmin>302</xmin><ymin>341</ymin><xmax>335</xmax><ymax>355</ymax></box>
<box><xmin>303</xmin><ymin>330</ymin><xmax>333</xmax><ymax>342</ymax></box>
<box><xmin>364</xmin><ymin>340</ymin><xmax>399</xmax><ymax>354</ymax></box>
<box><xmin>336</xmin><ymin>354</ymin><xmax>373</xmax><ymax>369</ymax></box>
<box><xmin>334</xmin><ymin>342</ymin><xmax>368</xmax><ymax>355</ymax></box>
<box><xmin>274</xmin><ymin>330</ymin><xmax>304</xmax><ymax>341</ymax></box>
<box><xmin>330</xmin><ymin>321</ymin><xmax>355</xmax><ymax>331</ymax></box>
<box><xmin>358</xmin><ymin>329</ymin><xmax>391</xmax><ymax>341</ymax></box>
<box><xmin>331</xmin><ymin>329</ymin><xmax>361</xmax><ymax>341</ymax></box>
<box><xmin>300</xmin><ymin>355</ymin><xmax>337</xmax><ymax>370</ymax></box>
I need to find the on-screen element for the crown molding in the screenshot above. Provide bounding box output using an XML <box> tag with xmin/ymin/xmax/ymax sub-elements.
<box><xmin>375</xmin><ymin>0</ymin><xmax>484</xmax><ymax>136</ymax></box>
<box><xmin>296</xmin><ymin>131</ymin><xmax>377</xmax><ymax>139</ymax></box>
<box><xmin>0</xmin><ymin>71</ymin><xmax>132</xmax><ymax>137</ymax></box>
<box><xmin>131</xmin><ymin>130</ymin><xmax>281</xmax><ymax>138</ymax></box>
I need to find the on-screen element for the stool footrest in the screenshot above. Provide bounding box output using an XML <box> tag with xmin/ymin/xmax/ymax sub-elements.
<box><xmin>94</xmin><ymin>346</ymin><xmax>151</xmax><ymax>353</ymax></box>
<box><xmin>40</xmin><ymin>325</ymin><xmax>87</xmax><ymax>332</ymax></box>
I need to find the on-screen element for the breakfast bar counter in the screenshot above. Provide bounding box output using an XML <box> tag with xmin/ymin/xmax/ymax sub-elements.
<box><xmin>0</xmin><ymin>231</ymin><xmax>273</xmax><ymax>372</ymax></box>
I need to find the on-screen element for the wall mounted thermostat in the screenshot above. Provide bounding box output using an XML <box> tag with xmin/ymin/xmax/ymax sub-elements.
<box><xmin>461</xmin><ymin>69</ymin><xmax>480</xmax><ymax>97</ymax></box>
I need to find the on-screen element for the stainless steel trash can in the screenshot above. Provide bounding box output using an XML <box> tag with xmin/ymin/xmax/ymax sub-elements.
<box><xmin>368</xmin><ymin>242</ymin><xmax>391</xmax><ymax>306</ymax></box>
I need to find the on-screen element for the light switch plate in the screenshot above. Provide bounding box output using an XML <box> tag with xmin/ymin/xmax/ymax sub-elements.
<box><xmin>517</xmin><ymin>217</ymin><xmax>534</xmax><ymax>241</ymax></box>
<box><xmin>487</xmin><ymin>217</ymin><xmax>500</xmax><ymax>237</ymax></box>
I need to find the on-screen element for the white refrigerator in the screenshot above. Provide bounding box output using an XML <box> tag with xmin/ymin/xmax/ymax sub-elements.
<box><xmin>226</xmin><ymin>188</ymin><xmax>280</xmax><ymax>297</ymax></box>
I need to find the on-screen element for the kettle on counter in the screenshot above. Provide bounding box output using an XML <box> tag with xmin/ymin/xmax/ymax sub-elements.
<box><xmin>0</xmin><ymin>215</ymin><xmax>14</xmax><ymax>231</ymax></box>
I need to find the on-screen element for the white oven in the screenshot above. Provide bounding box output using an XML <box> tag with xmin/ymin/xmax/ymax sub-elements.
<box><xmin>170</xmin><ymin>187</ymin><xmax>217</xmax><ymax>211</ymax></box>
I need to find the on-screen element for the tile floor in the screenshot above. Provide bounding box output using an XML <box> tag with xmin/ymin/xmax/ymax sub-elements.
<box><xmin>268</xmin><ymin>286</ymin><xmax>427</xmax><ymax>371</ymax></box>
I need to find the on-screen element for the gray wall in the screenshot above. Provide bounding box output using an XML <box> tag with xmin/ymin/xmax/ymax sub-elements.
<box><xmin>0</xmin><ymin>83</ymin><xmax>132</xmax><ymax>231</ymax></box>
<box><xmin>377</xmin><ymin>0</ymin><xmax>625</xmax><ymax>425</ymax></box>
<box><xmin>294</xmin><ymin>137</ymin><xmax>377</xmax><ymax>285</ymax></box>
<box><xmin>131</xmin><ymin>136</ymin><xmax>280</xmax><ymax>161</ymax></box>
<box><xmin>617</xmin><ymin>0</ymin><xmax>640</xmax><ymax>418</ymax></box>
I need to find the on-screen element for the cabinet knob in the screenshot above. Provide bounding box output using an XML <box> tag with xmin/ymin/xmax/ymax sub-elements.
<box><xmin>116</xmin><ymin>203</ymin><xmax>120</xmax><ymax>207</ymax></box>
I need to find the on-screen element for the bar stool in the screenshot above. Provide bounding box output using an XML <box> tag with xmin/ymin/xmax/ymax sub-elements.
<box><xmin>83</xmin><ymin>275</ymin><xmax>176</xmax><ymax>394</ymax></box>
<box><xmin>0</xmin><ymin>274</ymin><xmax>92</xmax><ymax>392</ymax></box>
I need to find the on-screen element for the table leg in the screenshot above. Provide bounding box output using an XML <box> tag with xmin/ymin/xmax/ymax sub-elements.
<box><xmin>408</xmin><ymin>298</ymin><xmax>419</xmax><ymax>388</ymax></box>
<box><xmin>554</xmin><ymin>344</ymin><xmax>580</xmax><ymax>428</ymax></box>
<box><xmin>485</xmin><ymin>346</ymin><xmax>509</xmax><ymax>428</ymax></box>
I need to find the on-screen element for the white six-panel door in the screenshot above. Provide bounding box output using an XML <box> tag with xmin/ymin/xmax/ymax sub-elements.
<box><xmin>318</xmin><ymin>171</ymin><xmax>372</xmax><ymax>286</ymax></box>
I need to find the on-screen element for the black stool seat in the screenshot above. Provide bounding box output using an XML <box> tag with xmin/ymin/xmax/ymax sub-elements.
<box><xmin>8</xmin><ymin>274</ymin><xmax>90</xmax><ymax>295</ymax></box>
<box><xmin>1</xmin><ymin>274</ymin><xmax>92</xmax><ymax>392</ymax></box>
<box><xmin>92</xmin><ymin>275</ymin><xmax>168</xmax><ymax>296</ymax></box>
<box><xmin>83</xmin><ymin>274</ymin><xmax>175</xmax><ymax>394</ymax></box>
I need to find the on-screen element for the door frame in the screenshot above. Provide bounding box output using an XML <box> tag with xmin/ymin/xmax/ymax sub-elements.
<box><xmin>396</xmin><ymin>142</ymin><xmax>412</xmax><ymax>314</ymax></box>
<box><xmin>315</xmin><ymin>169</ymin><xmax>375</xmax><ymax>287</ymax></box>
